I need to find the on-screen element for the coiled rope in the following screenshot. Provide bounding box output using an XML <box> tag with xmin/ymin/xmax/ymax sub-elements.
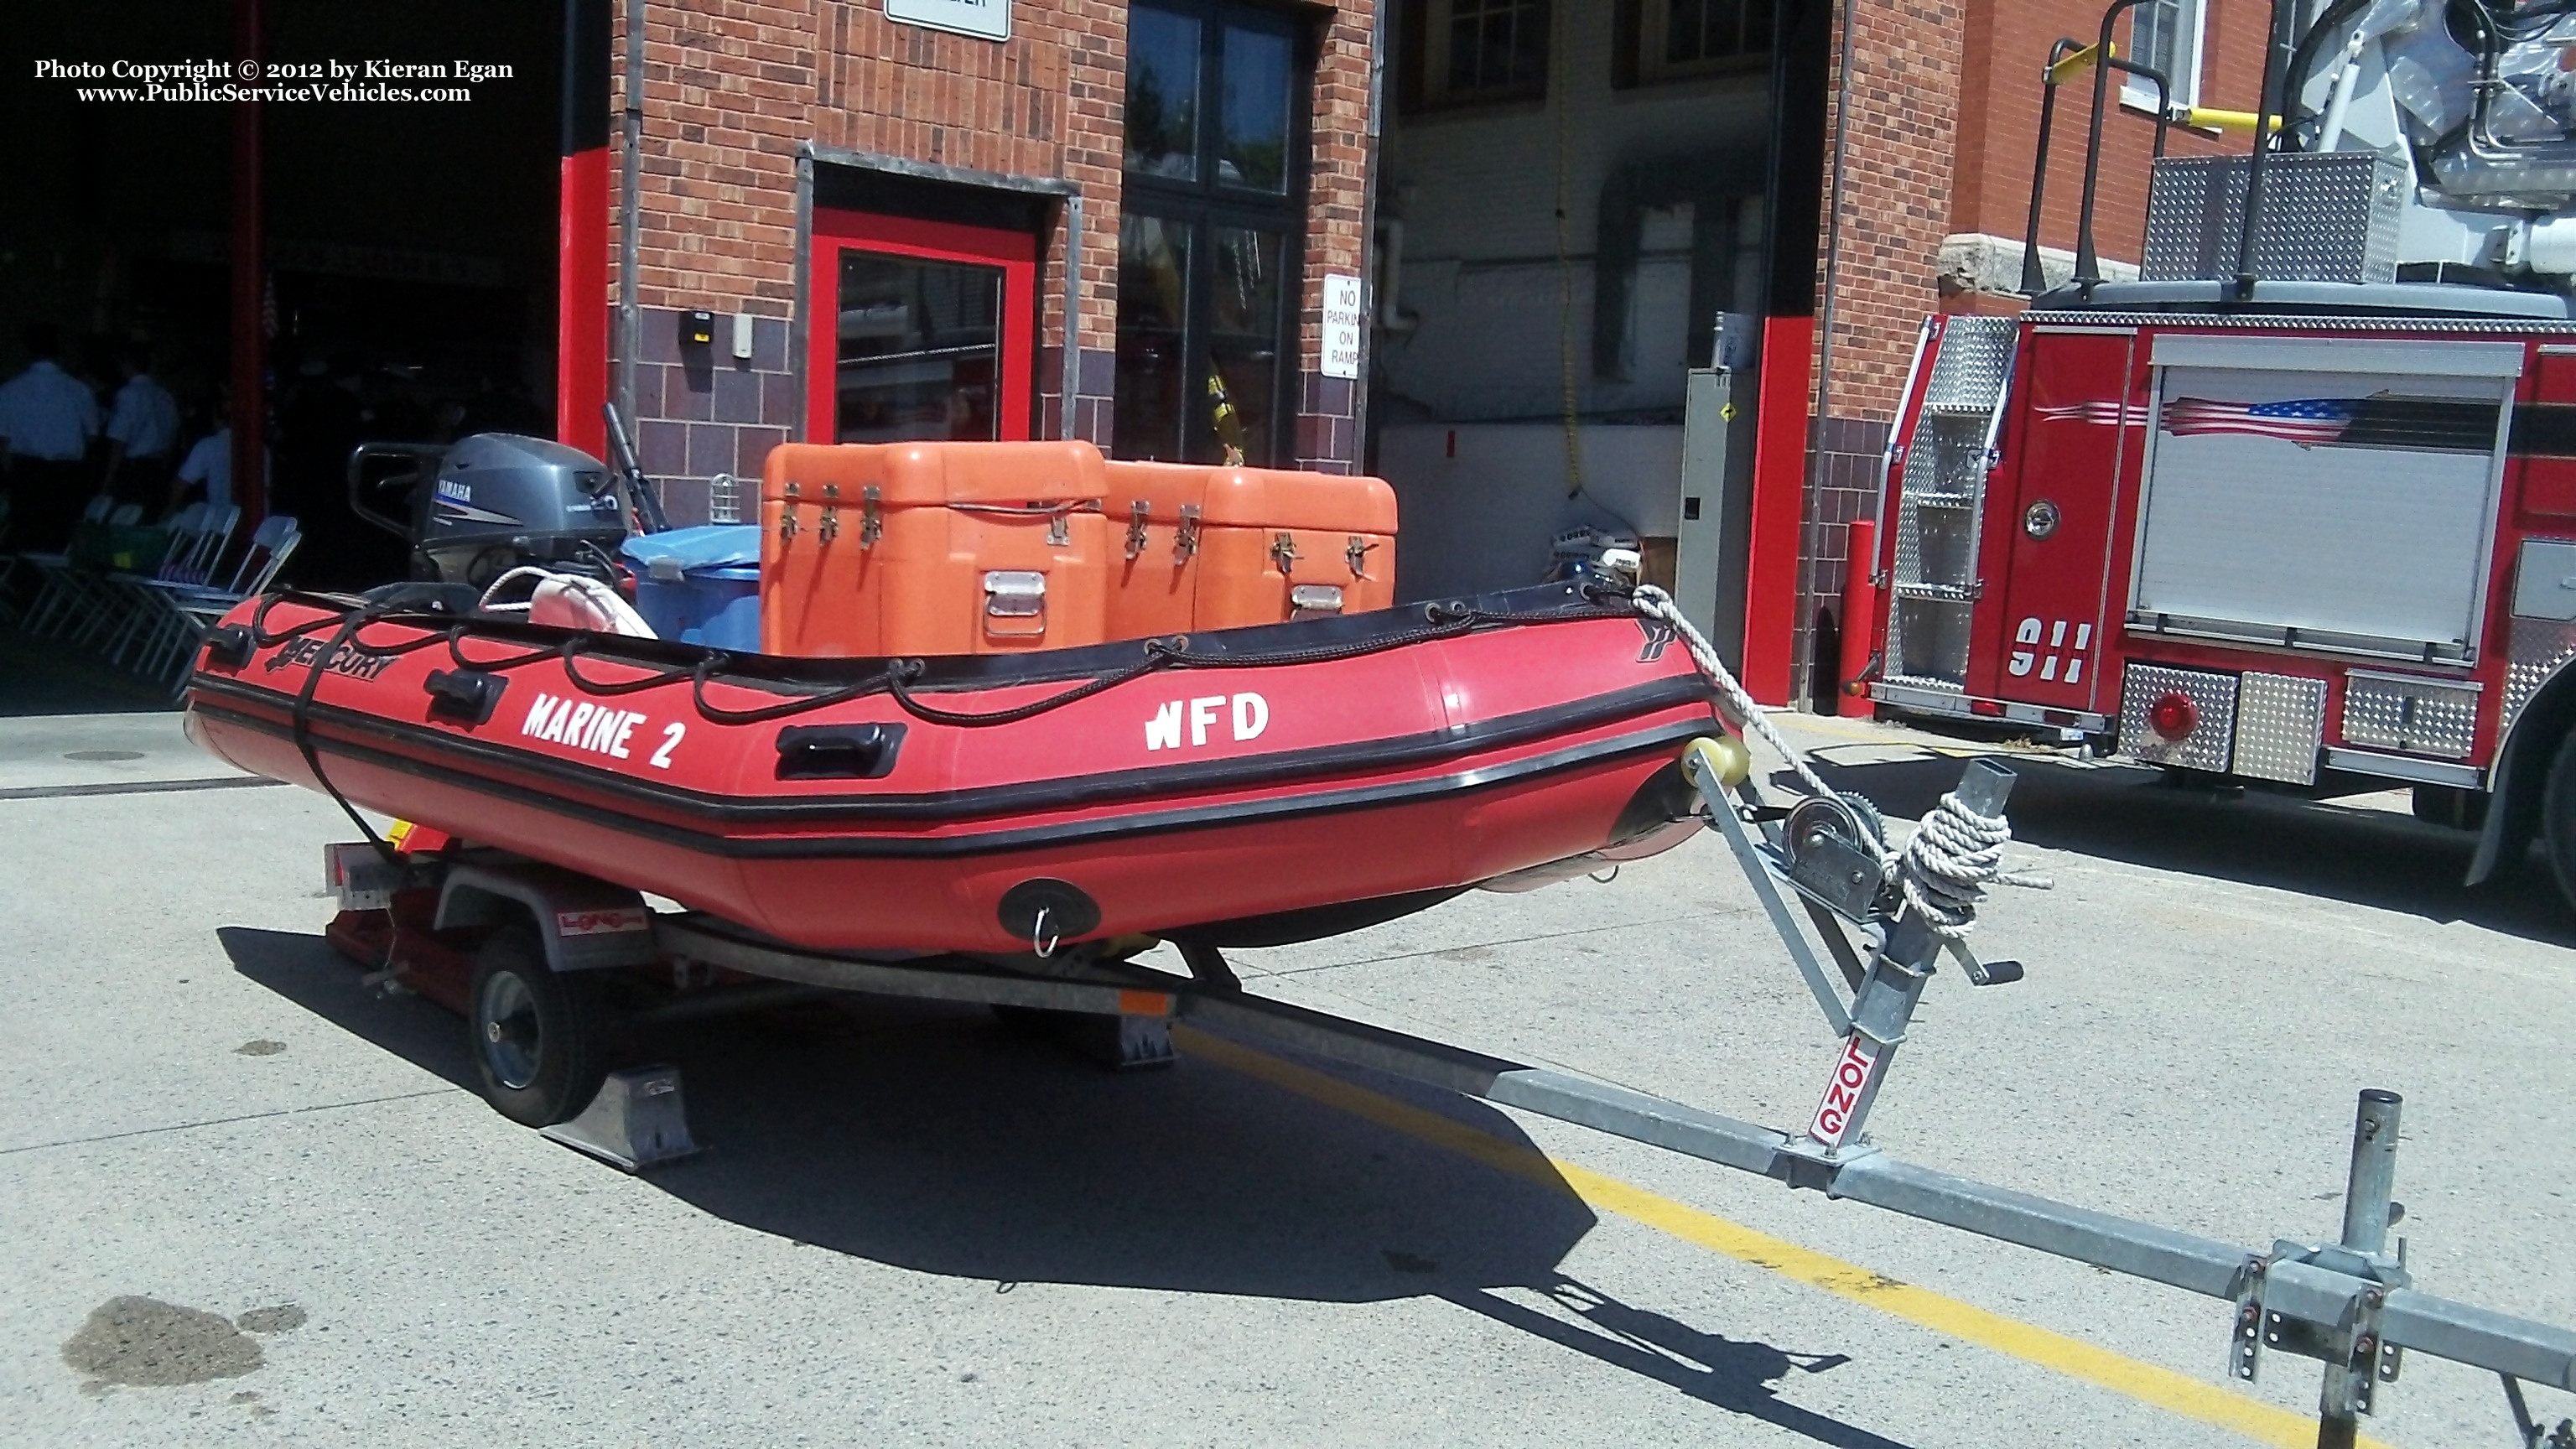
<box><xmin>1628</xmin><ymin>584</ymin><xmax>2046</xmax><ymax>940</ymax></box>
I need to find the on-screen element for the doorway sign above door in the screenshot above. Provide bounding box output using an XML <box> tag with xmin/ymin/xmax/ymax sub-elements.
<box><xmin>886</xmin><ymin>0</ymin><xmax>1008</xmax><ymax>42</ymax></box>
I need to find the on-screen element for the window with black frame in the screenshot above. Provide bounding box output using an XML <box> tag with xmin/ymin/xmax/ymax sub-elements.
<box><xmin>1115</xmin><ymin>0</ymin><xmax>1306</xmax><ymax>465</ymax></box>
<box><xmin>1610</xmin><ymin>0</ymin><xmax>1767</xmax><ymax>89</ymax></box>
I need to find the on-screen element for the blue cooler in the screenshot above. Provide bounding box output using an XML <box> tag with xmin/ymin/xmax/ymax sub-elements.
<box><xmin>620</xmin><ymin>525</ymin><xmax>763</xmax><ymax>651</ymax></box>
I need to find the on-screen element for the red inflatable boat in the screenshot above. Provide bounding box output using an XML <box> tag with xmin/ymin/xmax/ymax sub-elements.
<box><xmin>184</xmin><ymin>581</ymin><xmax>1726</xmax><ymax>955</ymax></box>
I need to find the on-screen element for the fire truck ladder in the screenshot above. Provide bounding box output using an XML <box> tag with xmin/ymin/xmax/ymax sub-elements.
<box><xmin>1877</xmin><ymin>314</ymin><xmax>2016</xmax><ymax>706</ymax></box>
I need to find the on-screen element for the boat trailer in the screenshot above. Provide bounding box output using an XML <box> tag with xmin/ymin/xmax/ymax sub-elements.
<box><xmin>325</xmin><ymin>742</ymin><xmax>2576</xmax><ymax>1446</ymax></box>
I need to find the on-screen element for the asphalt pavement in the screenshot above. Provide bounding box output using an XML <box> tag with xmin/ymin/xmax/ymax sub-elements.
<box><xmin>3</xmin><ymin>701</ymin><xmax>2572</xmax><ymax>1447</ymax></box>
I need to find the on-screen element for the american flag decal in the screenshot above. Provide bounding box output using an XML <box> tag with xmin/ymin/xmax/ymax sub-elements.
<box><xmin>2154</xmin><ymin>394</ymin><xmax>2499</xmax><ymax>452</ymax></box>
<box><xmin>2160</xmin><ymin>397</ymin><xmax>2357</xmax><ymax>445</ymax></box>
<box><xmin>2032</xmin><ymin>400</ymin><xmax>2136</xmax><ymax>427</ymax></box>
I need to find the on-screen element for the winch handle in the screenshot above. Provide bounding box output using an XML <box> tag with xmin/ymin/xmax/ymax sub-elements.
<box><xmin>602</xmin><ymin>402</ymin><xmax>673</xmax><ymax>535</ymax></box>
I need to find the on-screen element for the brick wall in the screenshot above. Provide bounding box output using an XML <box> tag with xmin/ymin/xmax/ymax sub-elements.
<box><xmin>607</xmin><ymin>0</ymin><xmax>1374</xmax><ymax>522</ymax></box>
<box><xmin>609</xmin><ymin>0</ymin><xmax>813</xmax><ymax>521</ymax></box>
<box><xmin>1292</xmin><ymin>3</ymin><xmax>1376</xmax><ymax>475</ymax></box>
<box><xmin>1817</xmin><ymin>0</ymin><xmax>1965</xmax><ymax>427</ymax></box>
<box><xmin>1950</xmin><ymin>0</ymin><xmax>2267</xmax><ymax>276</ymax></box>
<box><xmin>1795</xmin><ymin>0</ymin><xmax>1966</xmax><ymax>702</ymax></box>
<box><xmin>1780</xmin><ymin>0</ymin><xmax>2270</xmax><ymax>698</ymax></box>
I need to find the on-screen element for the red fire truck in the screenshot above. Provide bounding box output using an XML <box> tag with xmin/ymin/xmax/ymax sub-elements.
<box><xmin>1867</xmin><ymin>0</ymin><xmax>2576</xmax><ymax>908</ymax></box>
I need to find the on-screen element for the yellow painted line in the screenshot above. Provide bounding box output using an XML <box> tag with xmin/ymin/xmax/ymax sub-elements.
<box><xmin>1176</xmin><ymin>1025</ymin><xmax>2386</xmax><ymax>1449</ymax></box>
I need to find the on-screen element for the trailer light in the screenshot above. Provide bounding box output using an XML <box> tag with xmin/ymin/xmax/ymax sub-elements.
<box><xmin>2148</xmin><ymin>690</ymin><xmax>2199</xmax><ymax>740</ymax></box>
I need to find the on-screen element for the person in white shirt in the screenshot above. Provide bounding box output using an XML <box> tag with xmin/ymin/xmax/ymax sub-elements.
<box><xmin>171</xmin><ymin>418</ymin><xmax>231</xmax><ymax>515</ymax></box>
<box><xmin>0</xmin><ymin>323</ymin><xmax>102</xmax><ymax>548</ymax></box>
<box><xmin>103</xmin><ymin>348</ymin><xmax>181</xmax><ymax>511</ymax></box>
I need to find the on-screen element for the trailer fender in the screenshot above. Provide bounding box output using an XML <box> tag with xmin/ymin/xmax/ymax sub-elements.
<box><xmin>2470</xmin><ymin>659</ymin><xmax>2576</xmax><ymax>886</ymax></box>
<box><xmin>433</xmin><ymin>862</ymin><xmax>657</xmax><ymax>973</ymax></box>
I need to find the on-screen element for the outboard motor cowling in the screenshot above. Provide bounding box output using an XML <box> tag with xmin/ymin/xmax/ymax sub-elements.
<box><xmin>351</xmin><ymin>433</ymin><xmax>630</xmax><ymax>588</ymax></box>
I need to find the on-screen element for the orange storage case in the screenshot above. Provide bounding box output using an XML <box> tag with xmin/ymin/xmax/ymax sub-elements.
<box><xmin>1101</xmin><ymin>460</ymin><xmax>1398</xmax><ymax>637</ymax></box>
<box><xmin>761</xmin><ymin>441</ymin><xmax>1111</xmax><ymax>657</ymax></box>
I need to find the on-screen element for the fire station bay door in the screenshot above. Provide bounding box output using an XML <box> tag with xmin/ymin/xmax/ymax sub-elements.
<box><xmin>810</xmin><ymin>209</ymin><xmax>1039</xmax><ymax>444</ymax></box>
<box><xmin>2126</xmin><ymin>336</ymin><xmax>2518</xmax><ymax>666</ymax></box>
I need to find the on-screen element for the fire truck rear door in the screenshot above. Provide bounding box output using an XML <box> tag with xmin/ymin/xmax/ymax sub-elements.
<box><xmin>2128</xmin><ymin>336</ymin><xmax>2518</xmax><ymax>664</ymax></box>
<box><xmin>1991</xmin><ymin>325</ymin><xmax>2139</xmax><ymax>713</ymax></box>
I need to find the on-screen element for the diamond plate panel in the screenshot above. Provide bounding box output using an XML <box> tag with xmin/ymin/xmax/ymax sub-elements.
<box><xmin>1889</xmin><ymin>596</ymin><xmax>1973</xmax><ymax>686</ymax></box>
<box><xmin>1900</xmin><ymin>413</ymin><xmax>1989</xmax><ymax>502</ymax></box>
<box><xmin>1921</xmin><ymin>315</ymin><xmax>2018</xmax><ymax>414</ymax></box>
<box><xmin>2340</xmin><ymin>671</ymin><xmax>2481</xmax><ymax>759</ymax></box>
<box><xmin>1891</xmin><ymin>496</ymin><xmax>1924</xmax><ymax>586</ymax></box>
<box><xmin>2142</xmin><ymin>152</ymin><xmax>2403</xmax><ymax>284</ymax></box>
<box><xmin>2229</xmin><ymin>673</ymin><xmax>2327</xmax><ymax>785</ymax></box>
<box><xmin>2505</xmin><ymin>615</ymin><xmax>2576</xmax><ymax>735</ymax></box>
<box><xmin>1910</xmin><ymin>508</ymin><xmax>1976</xmax><ymax>589</ymax></box>
<box><xmin>2121</xmin><ymin>663</ymin><xmax>2239</xmax><ymax>772</ymax></box>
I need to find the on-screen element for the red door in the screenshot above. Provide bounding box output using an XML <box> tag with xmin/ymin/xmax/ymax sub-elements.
<box><xmin>1979</xmin><ymin>327</ymin><xmax>2140</xmax><ymax>713</ymax></box>
<box><xmin>808</xmin><ymin>210</ymin><xmax>1038</xmax><ymax>444</ymax></box>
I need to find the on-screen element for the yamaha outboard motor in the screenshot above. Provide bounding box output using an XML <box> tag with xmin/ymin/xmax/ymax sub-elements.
<box><xmin>350</xmin><ymin>434</ymin><xmax>630</xmax><ymax>588</ymax></box>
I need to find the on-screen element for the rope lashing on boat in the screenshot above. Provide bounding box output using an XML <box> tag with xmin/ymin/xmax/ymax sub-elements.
<box><xmin>875</xmin><ymin>602</ymin><xmax>1503</xmax><ymax>729</ymax></box>
<box><xmin>241</xmin><ymin>591</ymin><xmax>1604</xmax><ymax>733</ymax></box>
<box><xmin>288</xmin><ymin>600</ymin><xmax>406</xmax><ymax>866</ymax></box>
<box><xmin>881</xmin><ymin>643</ymin><xmax>1182</xmax><ymax>728</ymax></box>
<box><xmin>1627</xmin><ymin>584</ymin><xmax>2047</xmax><ymax>940</ymax></box>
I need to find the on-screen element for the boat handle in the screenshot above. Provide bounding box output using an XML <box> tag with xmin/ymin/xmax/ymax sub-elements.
<box><xmin>423</xmin><ymin>668</ymin><xmax>508</xmax><ymax>726</ymax></box>
<box><xmin>774</xmin><ymin>722</ymin><xmax>906</xmax><ymax>780</ymax></box>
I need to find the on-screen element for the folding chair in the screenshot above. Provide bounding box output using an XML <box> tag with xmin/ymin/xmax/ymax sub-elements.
<box><xmin>56</xmin><ymin>503</ymin><xmax>201</xmax><ymax>655</ymax></box>
<box><xmin>16</xmin><ymin>495</ymin><xmax>118</xmax><ymax>636</ymax></box>
<box><xmin>156</xmin><ymin>517</ymin><xmax>301</xmax><ymax>691</ymax></box>
<box><xmin>101</xmin><ymin>504</ymin><xmax>239</xmax><ymax>673</ymax></box>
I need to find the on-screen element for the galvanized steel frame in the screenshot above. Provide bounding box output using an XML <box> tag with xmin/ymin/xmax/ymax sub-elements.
<box><xmin>622</xmin><ymin>754</ymin><xmax>2576</xmax><ymax>1425</ymax></box>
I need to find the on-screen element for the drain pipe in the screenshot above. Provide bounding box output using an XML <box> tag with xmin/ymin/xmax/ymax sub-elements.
<box><xmin>1810</xmin><ymin>0</ymin><xmax>1857</xmax><ymax>441</ymax></box>
<box><xmin>616</xmin><ymin>0</ymin><xmax>645</xmax><ymax>436</ymax></box>
<box><xmin>1805</xmin><ymin>0</ymin><xmax>1860</xmax><ymax>707</ymax></box>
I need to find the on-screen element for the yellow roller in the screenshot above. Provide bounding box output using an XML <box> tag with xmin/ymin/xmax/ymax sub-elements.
<box><xmin>1685</xmin><ymin>735</ymin><xmax>1753</xmax><ymax>791</ymax></box>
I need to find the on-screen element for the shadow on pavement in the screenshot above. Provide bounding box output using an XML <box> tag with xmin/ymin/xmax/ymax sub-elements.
<box><xmin>220</xmin><ymin>925</ymin><xmax>480</xmax><ymax>1092</ymax></box>
<box><xmin>1775</xmin><ymin>749</ymin><xmax>2576</xmax><ymax>946</ymax></box>
<box><xmin>1449</xmin><ymin>1281</ymin><xmax>1906</xmax><ymax>1449</ymax></box>
<box><xmin>0</xmin><ymin>631</ymin><xmax>178</xmax><ymax>718</ymax></box>
<box><xmin>220</xmin><ymin>923</ymin><xmax>1908</xmax><ymax>1447</ymax></box>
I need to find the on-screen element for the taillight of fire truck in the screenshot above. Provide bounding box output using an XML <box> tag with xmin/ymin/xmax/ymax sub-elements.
<box><xmin>2148</xmin><ymin>691</ymin><xmax>2199</xmax><ymax>742</ymax></box>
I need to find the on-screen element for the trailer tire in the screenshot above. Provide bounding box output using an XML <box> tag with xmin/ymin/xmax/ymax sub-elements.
<box><xmin>2542</xmin><ymin>730</ymin><xmax>2576</xmax><ymax>913</ymax></box>
<box><xmin>468</xmin><ymin>926</ymin><xmax>607</xmax><ymax>1127</ymax></box>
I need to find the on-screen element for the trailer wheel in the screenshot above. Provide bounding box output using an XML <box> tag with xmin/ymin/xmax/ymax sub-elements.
<box><xmin>468</xmin><ymin>927</ymin><xmax>607</xmax><ymax>1127</ymax></box>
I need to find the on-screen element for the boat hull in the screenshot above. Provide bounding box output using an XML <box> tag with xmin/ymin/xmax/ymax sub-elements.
<box><xmin>187</xmin><ymin>585</ymin><xmax>1723</xmax><ymax>954</ymax></box>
